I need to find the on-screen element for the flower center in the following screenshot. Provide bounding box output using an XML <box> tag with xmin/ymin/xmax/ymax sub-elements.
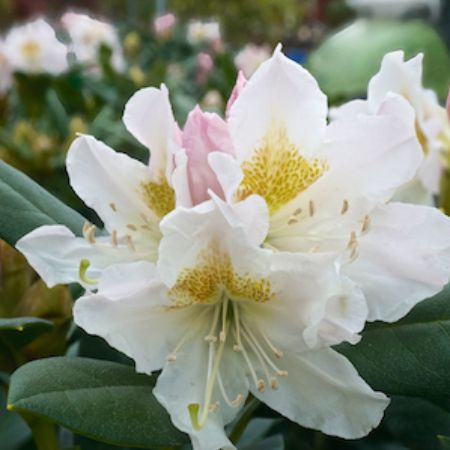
<box><xmin>141</xmin><ymin>178</ymin><xmax>175</xmax><ymax>218</ymax></box>
<box><xmin>235</xmin><ymin>125</ymin><xmax>328</xmax><ymax>215</ymax></box>
<box><xmin>21</xmin><ymin>40</ymin><xmax>41</xmax><ymax>60</ymax></box>
<box><xmin>167</xmin><ymin>243</ymin><xmax>275</xmax><ymax>307</ymax></box>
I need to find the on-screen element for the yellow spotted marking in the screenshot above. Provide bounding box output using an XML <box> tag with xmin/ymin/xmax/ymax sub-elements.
<box><xmin>141</xmin><ymin>178</ymin><xmax>175</xmax><ymax>218</ymax></box>
<box><xmin>168</xmin><ymin>244</ymin><xmax>276</xmax><ymax>307</ymax></box>
<box><xmin>235</xmin><ymin>125</ymin><xmax>327</xmax><ymax>214</ymax></box>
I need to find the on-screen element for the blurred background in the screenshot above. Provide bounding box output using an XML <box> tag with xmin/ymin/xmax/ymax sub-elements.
<box><xmin>1</xmin><ymin>1</ymin><xmax>450</xmax><ymax>450</ymax></box>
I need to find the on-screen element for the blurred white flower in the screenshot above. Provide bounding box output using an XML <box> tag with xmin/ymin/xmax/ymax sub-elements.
<box><xmin>0</xmin><ymin>41</ymin><xmax>12</xmax><ymax>93</ymax></box>
<box><xmin>187</xmin><ymin>20</ymin><xmax>221</xmax><ymax>46</ymax></box>
<box><xmin>332</xmin><ymin>51</ymin><xmax>448</xmax><ymax>205</ymax></box>
<box><xmin>61</xmin><ymin>12</ymin><xmax>125</xmax><ymax>72</ymax></box>
<box><xmin>3</xmin><ymin>18</ymin><xmax>68</xmax><ymax>75</ymax></box>
<box><xmin>234</xmin><ymin>44</ymin><xmax>271</xmax><ymax>78</ymax></box>
<box><xmin>153</xmin><ymin>13</ymin><xmax>177</xmax><ymax>38</ymax></box>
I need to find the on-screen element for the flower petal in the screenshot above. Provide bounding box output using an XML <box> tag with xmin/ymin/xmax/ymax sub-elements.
<box><xmin>228</xmin><ymin>46</ymin><xmax>327</xmax><ymax>162</ymax></box>
<box><xmin>16</xmin><ymin>225</ymin><xmax>146</xmax><ymax>287</ymax></box>
<box><xmin>252</xmin><ymin>347</ymin><xmax>389</xmax><ymax>439</ymax></box>
<box><xmin>123</xmin><ymin>84</ymin><xmax>177</xmax><ymax>179</ymax></box>
<box><xmin>74</xmin><ymin>261</ymin><xmax>195</xmax><ymax>373</ymax></box>
<box><xmin>343</xmin><ymin>202</ymin><xmax>450</xmax><ymax>322</ymax></box>
<box><xmin>67</xmin><ymin>134</ymin><xmax>162</xmax><ymax>239</ymax></box>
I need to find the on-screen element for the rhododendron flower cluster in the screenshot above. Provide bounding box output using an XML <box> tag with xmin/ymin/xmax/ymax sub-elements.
<box><xmin>17</xmin><ymin>46</ymin><xmax>450</xmax><ymax>450</ymax></box>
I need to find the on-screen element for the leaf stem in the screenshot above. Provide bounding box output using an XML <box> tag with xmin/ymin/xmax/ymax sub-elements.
<box><xmin>229</xmin><ymin>396</ymin><xmax>260</xmax><ymax>445</ymax></box>
<box><xmin>23</xmin><ymin>414</ymin><xmax>61</xmax><ymax>450</ymax></box>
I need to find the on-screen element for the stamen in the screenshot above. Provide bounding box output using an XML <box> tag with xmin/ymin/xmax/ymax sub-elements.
<box><xmin>341</xmin><ymin>199</ymin><xmax>349</xmax><ymax>215</ymax></box>
<box><xmin>220</xmin><ymin>297</ymin><xmax>229</xmax><ymax>343</ymax></box>
<box><xmin>111</xmin><ymin>229</ymin><xmax>118</xmax><ymax>247</ymax></box>
<box><xmin>126</xmin><ymin>234</ymin><xmax>136</xmax><ymax>252</ymax></box>
<box><xmin>232</xmin><ymin>326</ymin><xmax>259</xmax><ymax>390</ymax></box>
<box><xmin>82</xmin><ymin>221</ymin><xmax>91</xmax><ymax>236</ymax></box>
<box><xmin>86</xmin><ymin>225</ymin><xmax>96</xmax><ymax>244</ymax></box>
<box><xmin>205</xmin><ymin>303</ymin><xmax>221</xmax><ymax>342</ymax></box>
<box><xmin>78</xmin><ymin>259</ymin><xmax>97</xmax><ymax>285</ymax></box>
<box><xmin>287</xmin><ymin>218</ymin><xmax>298</xmax><ymax>225</ymax></box>
<box><xmin>259</xmin><ymin>330</ymin><xmax>283</xmax><ymax>358</ymax></box>
<box><xmin>293</xmin><ymin>208</ymin><xmax>302</xmax><ymax>216</ymax></box>
<box><xmin>347</xmin><ymin>231</ymin><xmax>358</xmax><ymax>260</ymax></box>
<box><xmin>361</xmin><ymin>215</ymin><xmax>370</xmax><ymax>233</ymax></box>
<box><xmin>218</xmin><ymin>371</ymin><xmax>242</xmax><ymax>408</ymax></box>
<box><xmin>127</xmin><ymin>224</ymin><xmax>138</xmax><ymax>231</ymax></box>
<box><xmin>309</xmin><ymin>200</ymin><xmax>315</xmax><ymax>217</ymax></box>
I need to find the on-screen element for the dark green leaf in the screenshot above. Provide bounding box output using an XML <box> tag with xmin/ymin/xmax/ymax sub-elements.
<box><xmin>384</xmin><ymin>396</ymin><xmax>450</xmax><ymax>450</ymax></box>
<box><xmin>439</xmin><ymin>435</ymin><xmax>450</xmax><ymax>450</ymax></box>
<box><xmin>0</xmin><ymin>161</ymin><xmax>85</xmax><ymax>245</ymax></box>
<box><xmin>241</xmin><ymin>434</ymin><xmax>284</xmax><ymax>450</ymax></box>
<box><xmin>0</xmin><ymin>317</ymin><xmax>53</xmax><ymax>349</ymax></box>
<box><xmin>337</xmin><ymin>283</ymin><xmax>450</xmax><ymax>400</ymax></box>
<box><xmin>7</xmin><ymin>357</ymin><xmax>188</xmax><ymax>449</ymax></box>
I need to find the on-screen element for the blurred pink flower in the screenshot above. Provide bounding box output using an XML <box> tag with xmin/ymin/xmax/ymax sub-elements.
<box><xmin>234</xmin><ymin>44</ymin><xmax>271</xmax><ymax>78</ymax></box>
<box><xmin>196</xmin><ymin>52</ymin><xmax>214</xmax><ymax>84</ymax></box>
<box><xmin>153</xmin><ymin>13</ymin><xmax>177</xmax><ymax>38</ymax></box>
<box><xmin>226</xmin><ymin>71</ymin><xmax>247</xmax><ymax>117</ymax></box>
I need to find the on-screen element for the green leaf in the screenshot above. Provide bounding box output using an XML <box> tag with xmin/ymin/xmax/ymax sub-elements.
<box><xmin>384</xmin><ymin>396</ymin><xmax>450</xmax><ymax>450</ymax></box>
<box><xmin>0</xmin><ymin>317</ymin><xmax>53</xmax><ymax>349</ymax></box>
<box><xmin>241</xmin><ymin>435</ymin><xmax>284</xmax><ymax>450</ymax></box>
<box><xmin>337</xmin><ymin>283</ymin><xmax>450</xmax><ymax>400</ymax></box>
<box><xmin>7</xmin><ymin>357</ymin><xmax>189</xmax><ymax>449</ymax></box>
<box><xmin>308</xmin><ymin>19</ymin><xmax>450</xmax><ymax>102</ymax></box>
<box><xmin>0</xmin><ymin>161</ymin><xmax>85</xmax><ymax>245</ymax></box>
<box><xmin>439</xmin><ymin>435</ymin><xmax>450</xmax><ymax>450</ymax></box>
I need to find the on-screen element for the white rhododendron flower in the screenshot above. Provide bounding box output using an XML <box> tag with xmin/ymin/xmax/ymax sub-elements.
<box><xmin>234</xmin><ymin>44</ymin><xmax>271</xmax><ymax>78</ymax></box>
<box><xmin>15</xmin><ymin>46</ymin><xmax>450</xmax><ymax>450</ymax></box>
<box><xmin>73</xmin><ymin>199</ymin><xmax>388</xmax><ymax>449</ymax></box>
<box><xmin>61</xmin><ymin>12</ymin><xmax>125</xmax><ymax>72</ymax></box>
<box><xmin>0</xmin><ymin>41</ymin><xmax>12</xmax><ymax>94</ymax></box>
<box><xmin>16</xmin><ymin>83</ymin><xmax>234</xmax><ymax>287</ymax></box>
<box><xmin>4</xmin><ymin>18</ymin><xmax>68</xmax><ymax>75</ymax></box>
<box><xmin>187</xmin><ymin>20</ymin><xmax>221</xmax><ymax>45</ymax></box>
<box><xmin>332</xmin><ymin>51</ymin><xmax>449</xmax><ymax>205</ymax></box>
<box><xmin>218</xmin><ymin>47</ymin><xmax>450</xmax><ymax>325</ymax></box>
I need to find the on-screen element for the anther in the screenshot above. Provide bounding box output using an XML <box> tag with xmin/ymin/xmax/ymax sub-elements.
<box><xmin>309</xmin><ymin>200</ymin><xmax>315</xmax><ymax>217</ymax></box>
<box><xmin>86</xmin><ymin>225</ymin><xmax>96</xmax><ymax>244</ymax></box>
<box><xmin>82</xmin><ymin>221</ymin><xmax>91</xmax><ymax>236</ymax></box>
<box><xmin>276</xmin><ymin>370</ymin><xmax>288</xmax><ymax>377</ymax></box>
<box><xmin>232</xmin><ymin>394</ymin><xmax>244</xmax><ymax>407</ymax></box>
<box><xmin>287</xmin><ymin>218</ymin><xmax>298</xmax><ymax>225</ymax></box>
<box><xmin>167</xmin><ymin>354</ymin><xmax>177</xmax><ymax>362</ymax></box>
<box><xmin>111</xmin><ymin>230</ymin><xmax>118</xmax><ymax>247</ymax></box>
<box><xmin>204</xmin><ymin>335</ymin><xmax>217</xmax><ymax>343</ymax></box>
<box><xmin>361</xmin><ymin>215</ymin><xmax>370</xmax><ymax>233</ymax></box>
<box><xmin>219</xmin><ymin>331</ymin><xmax>226</xmax><ymax>343</ymax></box>
<box><xmin>209</xmin><ymin>402</ymin><xmax>220</xmax><ymax>412</ymax></box>
<box><xmin>257</xmin><ymin>379</ymin><xmax>265</xmax><ymax>392</ymax></box>
<box><xmin>270</xmin><ymin>377</ymin><xmax>279</xmax><ymax>389</ymax></box>
<box><xmin>293</xmin><ymin>208</ymin><xmax>302</xmax><ymax>216</ymax></box>
<box><xmin>109</xmin><ymin>202</ymin><xmax>117</xmax><ymax>212</ymax></box>
<box><xmin>126</xmin><ymin>234</ymin><xmax>136</xmax><ymax>252</ymax></box>
<box><xmin>233</xmin><ymin>344</ymin><xmax>242</xmax><ymax>352</ymax></box>
<box><xmin>341</xmin><ymin>199</ymin><xmax>349</xmax><ymax>215</ymax></box>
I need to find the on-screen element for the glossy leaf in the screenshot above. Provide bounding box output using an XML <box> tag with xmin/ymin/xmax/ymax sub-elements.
<box><xmin>338</xmin><ymin>283</ymin><xmax>450</xmax><ymax>400</ymax></box>
<box><xmin>308</xmin><ymin>19</ymin><xmax>450</xmax><ymax>101</ymax></box>
<box><xmin>0</xmin><ymin>160</ymin><xmax>85</xmax><ymax>246</ymax></box>
<box><xmin>7</xmin><ymin>357</ymin><xmax>188</xmax><ymax>449</ymax></box>
<box><xmin>0</xmin><ymin>317</ymin><xmax>53</xmax><ymax>349</ymax></box>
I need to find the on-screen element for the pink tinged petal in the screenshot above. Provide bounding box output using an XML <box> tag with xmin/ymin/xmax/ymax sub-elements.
<box><xmin>251</xmin><ymin>347</ymin><xmax>389</xmax><ymax>439</ymax></box>
<box><xmin>226</xmin><ymin>71</ymin><xmax>247</xmax><ymax>117</ymax></box>
<box><xmin>74</xmin><ymin>261</ymin><xmax>197</xmax><ymax>374</ymax></box>
<box><xmin>15</xmin><ymin>225</ymin><xmax>146</xmax><ymax>288</ymax></box>
<box><xmin>228</xmin><ymin>45</ymin><xmax>328</xmax><ymax>161</ymax></box>
<box><xmin>66</xmin><ymin>134</ymin><xmax>159</xmax><ymax>238</ymax></box>
<box><xmin>123</xmin><ymin>84</ymin><xmax>177</xmax><ymax>180</ymax></box>
<box><xmin>182</xmin><ymin>105</ymin><xmax>235</xmax><ymax>205</ymax></box>
<box><xmin>171</xmin><ymin>149</ymin><xmax>193</xmax><ymax>208</ymax></box>
<box><xmin>343</xmin><ymin>202</ymin><xmax>450</xmax><ymax>322</ymax></box>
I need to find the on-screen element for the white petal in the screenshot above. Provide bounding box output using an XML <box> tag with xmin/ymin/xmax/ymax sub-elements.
<box><xmin>16</xmin><ymin>225</ymin><xmax>145</xmax><ymax>287</ymax></box>
<box><xmin>172</xmin><ymin>148</ymin><xmax>193</xmax><ymax>208</ymax></box>
<box><xmin>154</xmin><ymin>319</ymin><xmax>245</xmax><ymax>450</ymax></box>
<box><xmin>67</xmin><ymin>134</ymin><xmax>160</xmax><ymax>238</ymax></box>
<box><xmin>74</xmin><ymin>261</ymin><xmax>194</xmax><ymax>373</ymax></box>
<box><xmin>123</xmin><ymin>85</ymin><xmax>177</xmax><ymax>179</ymax></box>
<box><xmin>228</xmin><ymin>47</ymin><xmax>327</xmax><ymax>161</ymax></box>
<box><xmin>329</xmin><ymin>99</ymin><xmax>369</xmax><ymax>121</ymax></box>
<box><xmin>252</xmin><ymin>347</ymin><xmax>389</xmax><ymax>439</ymax></box>
<box><xmin>208</xmin><ymin>152</ymin><xmax>243</xmax><ymax>203</ymax></box>
<box><xmin>343</xmin><ymin>202</ymin><xmax>450</xmax><ymax>322</ymax></box>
